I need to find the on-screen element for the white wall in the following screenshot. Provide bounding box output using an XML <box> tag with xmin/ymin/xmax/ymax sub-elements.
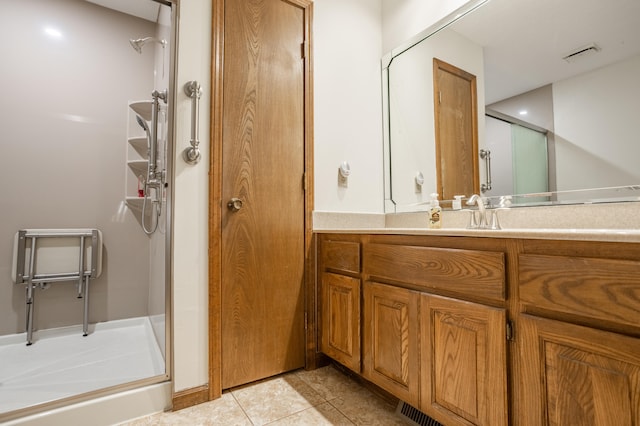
<box><xmin>381</xmin><ymin>0</ymin><xmax>471</xmax><ymax>53</ymax></box>
<box><xmin>553</xmin><ymin>54</ymin><xmax>640</xmax><ymax>194</ymax></box>
<box><xmin>171</xmin><ymin>0</ymin><xmax>211</xmax><ymax>392</ymax></box>
<box><xmin>313</xmin><ymin>0</ymin><xmax>385</xmax><ymax>213</ymax></box>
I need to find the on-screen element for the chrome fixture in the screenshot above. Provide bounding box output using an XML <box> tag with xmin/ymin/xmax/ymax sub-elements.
<box><xmin>183</xmin><ymin>80</ymin><xmax>203</xmax><ymax>165</ymax></box>
<box><xmin>480</xmin><ymin>149</ymin><xmax>492</xmax><ymax>193</ymax></box>
<box><xmin>135</xmin><ymin>114</ymin><xmax>150</xmax><ymax>134</ymax></box>
<box><xmin>129</xmin><ymin>36</ymin><xmax>167</xmax><ymax>54</ymax></box>
<box><xmin>135</xmin><ymin>89</ymin><xmax>168</xmax><ymax>235</ymax></box>
<box><xmin>466</xmin><ymin>194</ymin><xmax>500</xmax><ymax>230</ymax></box>
<box><xmin>13</xmin><ymin>229</ymin><xmax>102</xmax><ymax>345</ymax></box>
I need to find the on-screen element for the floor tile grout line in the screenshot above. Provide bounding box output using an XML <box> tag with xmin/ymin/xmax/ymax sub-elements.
<box><xmin>326</xmin><ymin>397</ymin><xmax>358</xmax><ymax>425</ymax></box>
<box><xmin>232</xmin><ymin>382</ymin><xmax>330</xmax><ymax>425</ymax></box>
<box><xmin>229</xmin><ymin>391</ymin><xmax>256</xmax><ymax>425</ymax></box>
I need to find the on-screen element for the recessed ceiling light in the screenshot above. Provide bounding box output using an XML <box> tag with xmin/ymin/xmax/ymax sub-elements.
<box><xmin>519</xmin><ymin>110</ymin><xmax>528</xmax><ymax>115</ymax></box>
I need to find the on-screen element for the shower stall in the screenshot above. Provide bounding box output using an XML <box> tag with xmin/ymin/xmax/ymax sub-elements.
<box><xmin>0</xmin><ymin>0</ymin><xmax>175</xmax><ymax>419</ymax></box>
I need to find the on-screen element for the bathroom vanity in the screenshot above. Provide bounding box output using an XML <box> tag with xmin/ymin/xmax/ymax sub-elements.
<box><xmin>315</xmin><ymin>222</ymin><xmax>640</xmax><ymax>425</ymax></box>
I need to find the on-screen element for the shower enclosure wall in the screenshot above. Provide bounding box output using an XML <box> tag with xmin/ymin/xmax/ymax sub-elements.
<box><xmin>0</xmin><ymin>0</ymin><xmax>173</xmax><ymax>419</ymax></box>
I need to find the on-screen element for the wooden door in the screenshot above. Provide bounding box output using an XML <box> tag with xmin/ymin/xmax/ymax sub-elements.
<box><xmin>320</xmin><ymin>272</ymin><xmax>361</xmax><ymax>373</ymax></box>
<box><xmin>519</xmin><ymin>315</ymin><xmax>640</xmax><ymax>426</ymax></box>
<box><xmin>420</xmin><ymin>294</ymin><xmax>507</xmax><ymax>426</ymax></box>
<box><xmin>363</xmin><ymin>281</ymin><xmax>420</xmax><ymax>407</ymax></box>
<box><xmin>219</xmin><ymin>0</ymin><xmax>308</xmax><ymax>389</ymax></box>
<box><xmin>433</xmin><ymin>58</ymin><xmax>479</xmax><ymax>201</ymax></box>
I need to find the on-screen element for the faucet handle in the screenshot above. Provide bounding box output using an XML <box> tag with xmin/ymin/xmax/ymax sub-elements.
<box><xmin>488</xmin><ymin>210</ymin><xmax>501</xmax><ymax>230</ymax></box>
<box><xmin>467</xmin><ymin>211</ymin><xmax>478</xmax><ymax>229</ymax></box>
<box><xmin>478</xmin><ymin>210</ymin><xmax>488</xmax><ymax>228</ymax></box>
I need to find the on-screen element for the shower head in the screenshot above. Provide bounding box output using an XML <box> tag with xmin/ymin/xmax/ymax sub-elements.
<box><xmin>129</xmin><ymin>37</ymin><xmax>167</xmax><ymax>54</ymax></box>
<box><xmin>135</xmin><ymin>114</ymin><xmax>150</xmax><ymax>134</ymax></box>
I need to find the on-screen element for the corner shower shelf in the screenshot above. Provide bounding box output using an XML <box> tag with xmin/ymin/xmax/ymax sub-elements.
<box><xmin>126</xmin><ymin>99</ymin><xmax>162</xmax><ymax>232</ymax></box>
<box><xmin>129</xmin><ymin>100</ymin><xmax>153</xmax><ymax>121</ymax></box>
<box><xmin>128</xmin><ymin>137</ymin><xmax>148</xmax><ymax>159</ymax></box>
<box><xmin>125</xmin><ymin>197</ymin><xmax>145</xmax><ymax>211</ymax></box>
<box><xmin>127</xmin><ymin>160</ymin><xmax>148</xmax><ymax>176</ymax></box>
<box><xmin>125</xmin><ymin>198</ymin><xmax>154</xmax><ymax>229</ymax></box>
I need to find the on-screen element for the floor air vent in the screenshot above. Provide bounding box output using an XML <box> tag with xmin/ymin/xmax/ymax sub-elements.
<box><xmin>396</xmin><ymin>401</ymin><xmax>443</xmax><ymax>426</ymax></box>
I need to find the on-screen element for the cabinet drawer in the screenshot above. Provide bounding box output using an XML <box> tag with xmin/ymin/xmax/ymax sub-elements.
<box><xmin>519</xmin><ymin>254</ymin><xmax>640</xmax><ymax>329</ymax></box>
<box><xmin>321</xmin><ymin>240</ymin><xmax>361</xmax><ymax>274</ymax></box>
<box><xmin>363</xmin><ymin>244</ymin><xmax>505</xmax><ymax>301</ymax></box>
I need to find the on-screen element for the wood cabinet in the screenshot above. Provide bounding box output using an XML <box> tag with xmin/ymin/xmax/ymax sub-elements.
<box><xmin>320</xmin><ymin>272</ymin><xmax>360</xmax><ymax>372</ymax></box>
<box><xmin>316</xmin><ymin>233</ymin><xmax>640</xmax><ymax>425</ymax></box>
<box><xmin>318</xmin><ymin>237</ymin><xmax>361</xmax><ymax>373</ymax></box>
<box><xmin>362</xmin><ymin>281</ymin><xmax>420</xmax><ymax>406</ymax></box>
<box><xmin>516</xmin><ymin>240</ymin><xmax>640</xmax><ymax>425</ymax></box>
<box><xmin>519</xmin><ymin>315</ymin><xmax>640</xmax><ymax>426</ymax></box>
<box><xmin>421</xmin><ymin>294</ymin><xmax>507</xmax><ymax>426</ymax></box>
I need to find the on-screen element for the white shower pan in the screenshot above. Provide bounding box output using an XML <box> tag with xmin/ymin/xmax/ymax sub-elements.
<box><xmin>0</xmin><ymin>316</ymin><xmax>164</xmax><ymax>413</ymax></box>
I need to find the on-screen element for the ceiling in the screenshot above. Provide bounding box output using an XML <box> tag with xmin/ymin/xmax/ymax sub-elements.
<box><xmin>85</xmin><ymin>0</ymin><xmax>161</xmax><ymax>22</ymax></box>
<box><xmin>450</xmin><ymin>0</ymin><xmax>640</xmax><ymax>104</ymax></box>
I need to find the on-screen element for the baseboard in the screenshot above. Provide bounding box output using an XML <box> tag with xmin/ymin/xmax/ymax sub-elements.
<box><xmin>171</xmin><ymin>385</ymin><xmax>210</xmax><ymax>411</ymax></box>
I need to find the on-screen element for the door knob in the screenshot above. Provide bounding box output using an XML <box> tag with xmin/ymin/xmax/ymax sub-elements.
<box><xmin>227</xmin><ymin>198</ymin><xmax>243</xmax><ymax>212</ymax></box>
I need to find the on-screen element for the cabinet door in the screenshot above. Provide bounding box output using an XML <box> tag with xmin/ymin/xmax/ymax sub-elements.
<box><xmin>421</xmin><ymin>294</ymin><xmax>507</xmax><ymax>426</ymax></box>
<box><xmin>320</xmin><ymin>272</ymin><xmax>361</xmax><ymax>372</ymax></box>
<box><xmin>519</xmin><ymin>315</ymin><xmax>640</xmax><ymax>426</ymax></box>
<box><xmin>363</xmin><ymin>281</ymin><xmax>420</xmax><ymax>406</ymax></box>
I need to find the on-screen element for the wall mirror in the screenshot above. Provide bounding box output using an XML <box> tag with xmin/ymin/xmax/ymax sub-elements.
<box><xmin>383</xmin><ymin>0</ymin><xmax>640</xmax><ymax>212</ymax></box>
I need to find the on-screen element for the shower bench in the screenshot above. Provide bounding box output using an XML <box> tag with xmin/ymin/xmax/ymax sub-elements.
<box><xmin>11</xmin><ymin>229</ymin><xmax>103</xmax><ymax>345</ymax></box>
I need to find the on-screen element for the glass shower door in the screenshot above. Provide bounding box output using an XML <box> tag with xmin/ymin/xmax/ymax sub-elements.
<box><xmin>512</xmin><ymin>124</ymin><xmax>548</xmax><ymax>202</ymax></box>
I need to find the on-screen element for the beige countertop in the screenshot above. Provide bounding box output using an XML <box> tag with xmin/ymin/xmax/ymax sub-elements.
<box><xmin>314</xmin><ymin>226</ymin><xmax>640</xmax><ymax>242</ymax></box>
<box><xmin>313</xmin><ymin>202</ymin><xmax>640</xmax><ymax>243</ymax></box>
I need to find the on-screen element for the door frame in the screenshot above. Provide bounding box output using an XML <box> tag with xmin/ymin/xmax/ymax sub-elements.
<box><xmin>207</xmin><ymin>0</ymin><xmax>314</xmax><ymax>400</ymax></box>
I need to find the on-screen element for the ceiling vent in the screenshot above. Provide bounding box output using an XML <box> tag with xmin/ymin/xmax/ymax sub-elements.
<box><xmin>562</xmin><ymin>43</ymin><xmax>601</xmax><ymax>62</ymax></box>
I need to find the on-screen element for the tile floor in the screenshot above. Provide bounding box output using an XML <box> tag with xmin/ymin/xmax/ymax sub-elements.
<box><xmin>122</xmin><ymin>365</ymin><xmax>412</xmax><ymax>425</ymax></box>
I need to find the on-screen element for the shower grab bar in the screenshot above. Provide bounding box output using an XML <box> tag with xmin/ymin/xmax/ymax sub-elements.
<box><xmin>183</xmin><ymin>80</ymin><xmax>203</xmax><ymax>165</ymax></box>
<box><xmin>13</xmin><ymin>229</ymin><xmax>102</xmax><ymax>345</ymax></box>
<box><xmin>480</xmin><ymin>149</ymin><xmax>492</xmax><ymax>193</ymax></box>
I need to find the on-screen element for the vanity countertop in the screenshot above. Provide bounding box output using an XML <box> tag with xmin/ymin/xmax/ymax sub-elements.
<box><xmin>314</xmin><ymin>226</ymin><xmax>640</xmax><ymax>243</ymax></box>
<box><xmin>313</xmin><ymin>203</ymin><xmax>640</xmax><ymax>243</ymax></box>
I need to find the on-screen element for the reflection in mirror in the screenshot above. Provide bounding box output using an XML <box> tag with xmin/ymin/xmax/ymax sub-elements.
<box><xmin>383</xmin><ymin>0</ymin><xmax>640</xmax><ymax>212</ymax></box>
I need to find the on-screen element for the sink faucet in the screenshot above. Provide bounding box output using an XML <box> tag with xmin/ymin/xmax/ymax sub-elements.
<box><xmin>466</xmin><ymin>194</ymin><xmax>500</xmax><ymax>229</ymax></box>
<box><xmin>467</xmin><ymin>194</ymin><xmax>485</xmax><ymax>213</ymax></box>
